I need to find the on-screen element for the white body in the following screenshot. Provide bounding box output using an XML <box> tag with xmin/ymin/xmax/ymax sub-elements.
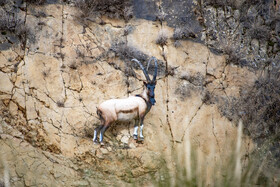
<box><xmin>98</xmin><ymin>96</ymin><xmax>147</xmax><ymax>123</ymax></box>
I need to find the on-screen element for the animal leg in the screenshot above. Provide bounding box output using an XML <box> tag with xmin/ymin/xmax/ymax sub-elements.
<box><xmin>99</xmin><ymin>125</ymin><xmax>109</xmax><ymax>145</ymax></box>
<box><xmin>133</xmin><ymin>119</ymin><xmax>139</xmax><ymax>140</ymax></box>
<box><xmin>139</xmin><ymin>118</ymin><xmax>145</xmax><ymax>141</ymax></box>
<box><xmin>93</xmin><ymin>125</ymin><xmax>103</xmax><ymax>143</ymax></box>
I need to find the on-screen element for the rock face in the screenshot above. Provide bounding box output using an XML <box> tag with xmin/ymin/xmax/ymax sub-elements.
<box><xmin>0</xmin><ymin>0</ymin><xmax>278</xmax><ymax>186</ymax></box>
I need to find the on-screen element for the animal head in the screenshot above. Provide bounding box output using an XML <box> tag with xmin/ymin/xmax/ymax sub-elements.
<box><xmin>144</xmin><ymin>81</ymin><xmax>157</xmax><ymax>105</ymax></box>
<box><xmin>132</xmin><ymin>57</ymin><xmax>158</xmax><ymax>105</ymax></box>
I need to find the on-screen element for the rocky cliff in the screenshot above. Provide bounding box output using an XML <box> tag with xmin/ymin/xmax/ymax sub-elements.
<box><xmin>0</xmin><ymin>0</ymin><xmax>279</xmax><ymax>186</ymax></box>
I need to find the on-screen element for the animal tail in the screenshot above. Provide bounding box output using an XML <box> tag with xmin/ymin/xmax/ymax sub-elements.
<box><xmin>96</xmin><ymin>108</ymin><xmax>105</xmax><ymax>123</ymax></box>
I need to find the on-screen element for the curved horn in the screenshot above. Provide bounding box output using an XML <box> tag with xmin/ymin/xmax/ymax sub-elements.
<box><xmin>152</xmin><ymin>57</ymin><xmax>157</xmax><ymax>82</ymax></box>
<box><xmin>132</xmin><ymin>59</ymin><xmax>151</xmax><ymax>82</ymax></box>
<box><xmin>146</xmin><ymin>57</ymin><xmax>154</xmax><ymax>72</ymax></box>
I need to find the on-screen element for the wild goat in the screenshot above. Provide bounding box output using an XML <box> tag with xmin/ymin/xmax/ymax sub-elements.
<box><xmin>93</xmin><ymin>57</ymin><xmax>158</xmax><ymax>145</ymax></box>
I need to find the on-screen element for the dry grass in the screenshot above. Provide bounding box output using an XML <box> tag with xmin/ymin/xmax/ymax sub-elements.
<box><xmin>152</xmin><ymin>121</ymin><xmax>275</xmax><ymax>187</ymax></box>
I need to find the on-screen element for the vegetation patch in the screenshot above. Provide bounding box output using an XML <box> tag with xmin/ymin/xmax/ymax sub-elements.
<box><xmin>217</xmin><ymin>68</ymin><xmax>280</xmax><ymax>174</ymax></box>
<box><xmin>26</xmin><ymin>0</ymin><xmax>46</xmax><ymax>5</ymax></box>
<box><xmin>156</xmin><ymin>30</ymin><xmax>168</xmax><ymax>46</ymax></box>
<box><xmin>110</xmin><ymin>41</ymin><xmax>166</xmax><ymax>77</ymax></box>
<box><xmin>173</xmin><ymin>27</ymin><xmax>196</xmax><ymax>40</ymax></box>
<box><xmin>74</xmin><ymin>0</ymin><xmax>133</xmax><ymax>21</ymax></box>
<box><xmin>232</xmin><ymin>69</ymin><xmax>279</xmax><ymax>141</ymax></box>
<box><xmin>0</xmin><ymin>9</ymin><xmax>26</xmax><ymax>40</ymax></box>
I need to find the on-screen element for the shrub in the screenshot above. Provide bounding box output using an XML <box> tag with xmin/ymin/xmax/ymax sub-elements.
<box><xmin>74</xmin><ymin>0</ymin><xmax>133</xmax><ymax>21</ymax></box>
<box><xmin>203</xmin><ymin>0</ymin><xmax>254</xmax><ymax>9</ymax></box>
<box><xmin>0</xmin><ymin>8</ymin><xmax>23</xmax><ymax>33</ymax></box>
<box><xmin>241</xmin><ymin>69</ymin><xmax>279</xmax><ymax>170</ymax></box>
<box><xmin>0</xmin><ymin>6</ymin><xmax>29</xmax><ymax>43</ymax></box>
<box><xmin>56</xmin><ymin>100</ymin><xmax>65</xmax><ymax>107</ymax></box>
<box><xmin>223</xmin><ymin>45</ymin><xmax>241</xmax><ymax>65</ymax></box>
<box><xmin>156</xmin><ymin>10</ymin><xmax>167</xmax><ymax>22</ymax></box>
<box><xmin>156</xmin><ymin>30</ymin><xmax>168</xmax><ymax>46</ymax></box>
<box><xmin>110</xmin><ymin>41</ymin><xmax>166</xmax><ymax>77</ymax></box>
<box><xmin>25</xmin><ymin>0</ymin><xmax>46</xmax><ymax>5</ymax></box>
<box><xmin>42</xmin><ymin>68</ymin><xmax>51</xmax><ymax>78</ymax></box>
<box><xmin>173</xmin><ymin>27</ymin><xmax>196</xmax><ymax>40</ymax></box>
<box><xmin>69</xmin><ymin>62</ymin><xmax>78</xmax><ymax>70</ymax></box>
<box><xmin>173</xmin><ymin>40</ymin><xmax>182</xmax><ymax>48</ymax></box>
<box><xmin>218</xmin><ymin>68</ymin><xmax>280</xmax><ymax>172</ymax></box>
<box><xmin>123</xmin><ymin>25</ymin><xmax>134</xmax><ymax>36</ymax></box>
<box><xmin>235</xmin><ymin>68</ymin><xmax>280</xmax><ymax>141</ymax></box>
<box><xmin>111</xmin><ymin>41</ymin><xmax>149</xmax><ymax>63</ymax></box>
<box><xmin>248</xmin><ymin>24</ymin><xmax>271</xmax><ymax>41</ymax></box>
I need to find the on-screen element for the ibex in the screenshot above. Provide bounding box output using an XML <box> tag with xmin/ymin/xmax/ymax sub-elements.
<box><xmin>93</xmin><ymin>57</ymin><xmax>158</xmax><ymax>145</ymax></box>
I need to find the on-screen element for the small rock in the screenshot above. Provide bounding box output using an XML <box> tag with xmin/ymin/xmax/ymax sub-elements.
<box><xmin>100</xmin><ymin>148</ymin><xmax>109</xmax><ymax>154</ymax></box>
<box><xmin>92</xmin><ymin>143</ymin><xmax>99</xmax><ymax>149</ymax></box>
<box><xmin>96</xmin><ymin>150</ymin><xmax>104</xmax><ymax>159</ymax></box>
<box><xmin>121</xmin><ymin>136</ymin><xmax>129</xmax><ymax>144</ymax></box>
<box><xmin>107</xmin><ymin>146</ymin><xmax>112</xmax><ymax>152</ymax></box>
<box><xmin>73</xmin><ymin>180</ymin><xmax>89</xmax><ymax>187</ymax></box>
<box><xmin>129</xmin><ymin>143</ymin><xmax>136</xmax><ymax>149</ymax></box>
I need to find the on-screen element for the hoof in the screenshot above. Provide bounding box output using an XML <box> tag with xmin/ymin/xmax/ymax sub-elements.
<box><xmin>139</xmin><ymin>137</ymin><xmax>144</xmax><ymax>141</ymax></box>
<box><xmin>93</xmin><ymin>140</ymin><xmax>99</xmax><ymax>145</ymax></box>
<box><xmin>133</xmin><ymin>135</ymin><xmax>138</xmax><ymax>140</ymax></box>
<box><xmin>100</xmin><ymin>142</ymin><xmax>105</xmax><ymax>146</ymax></box>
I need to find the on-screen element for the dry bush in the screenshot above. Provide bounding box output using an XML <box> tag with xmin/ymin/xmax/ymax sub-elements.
<box><xmin>236</xmin><ymin>69</ymin><xmax>280</xmax><ymax>141</ymax></box>
<box><xmin>156</xmin><ymin>10</ymin><xmax>167</xmax><ymax>22</ymax></box>
<box><xmin>111</xmin><ymin>41</ymin><xmax>149</xmax><ymax>63</ymax></box>
<box><xmin>123</xmin><ymin>25</ymin><xmax>134</xmax><ymax>36</ymax></box>
<box><xmin>174</xmin><ymin>40</ymin><xmax>182</xmax><ymax>48</ymax></box>
<box><xmin>110</xmin><ymin>41</ymin><xmax>166</xmax><ymax>77</ymax></box>
<box><xmin>173</xmin><ymin>27</ymin><xmax>196</xmax><ymax>40</ymax></box>
<box><xmin>223</xmin><ymin>45</ymin><xmax>241</xmax><ymax>65</ymax></box>
<box><xmin>25</xmin><ymin>0</ymin><xmax>46</xmax><ymax>5</ymax></box>
<box><xmin>0</xmin><ymin>9</ymin><xmax>23</xmax><ymax>32</ymax></box>
<box><xmin>156</xmin><ymin>30</ymin><xmax>168</xmax><ymax>46</ymax></box>
<box><xmin>0</xmin><ymin>0</ymin><xmax>7</xmax><ymax>6</ymax></box>
<box><xmin>248</xmin><ymin>24</ymin><xmax>271</xmax><ymax>41</ymax></box>
<box><xmin>180</xmin><ymin>72</ymin><xmax>205</xmax><ymax>87</ymax></box>
<box><xmin>219</xmin><ymin>68</ymin><xmax>280</xmax><ymax>151</ymax></box>
<box><xmin>204</xmin><ymin>0</ymin><xmax>237</xmax><ymax>8</ymax></box>
<box><xmin>216</xmin><ymin>68</ymin><xmax>280</xmax><ymax>174</ymax></box>
<box><xmin>74</xmin><ymin>0</ymin><xmax>133</xmax><ymax>21</ymax></box>
<box><xmin>203</xmin><ymin>0</ymin><xmax>259</xmax><ymax>9</ymax></box>
<box><xmin>69</xmin><ymin>62</ymin><xmax>78</xmax><ymax>70</ymax></box>
<box><xmin>0</xmin><ymin>7</ymin><xmax>29</xmax><ymax>43</ymax></box>
<box><xmin>235</xmin><ymin>69</ymin><xmax>280</xmax><ymax>169</ymax></box>
<box><xmin>56</xmin><ymin>100</ymin><xmax>65</xmax><ymax>107</ymax></box>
